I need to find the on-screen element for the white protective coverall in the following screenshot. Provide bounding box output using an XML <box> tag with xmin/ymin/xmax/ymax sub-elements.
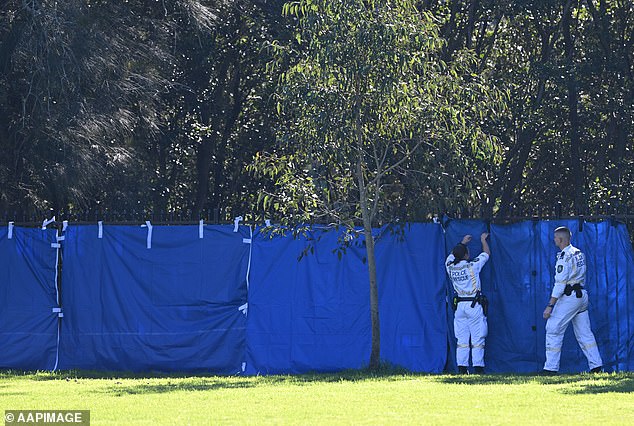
<box><xmin>446</xmin><ymin>252</ymin><xmax>489</xmax><ymax>367</ymax></box>
<box><xmin>544</xmin><ymin>244</ymin><xmax>603</xmax><ymax>372</ymax></box>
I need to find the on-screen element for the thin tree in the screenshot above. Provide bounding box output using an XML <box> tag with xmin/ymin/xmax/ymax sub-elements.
<box><xmin>253</xmin><ymin>0</ymin><xmax>504</xmax><ymax>369</ymax></box>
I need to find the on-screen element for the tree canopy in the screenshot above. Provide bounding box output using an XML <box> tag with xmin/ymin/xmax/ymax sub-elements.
<box><xmin>1</xmin><ymin>0</ymin><xmax>633</xmax><ymax>221</ymax></box>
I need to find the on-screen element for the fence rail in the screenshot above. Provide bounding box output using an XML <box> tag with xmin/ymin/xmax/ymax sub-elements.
<box><xmin>2</xmin><ymin>210</ymin><xmax>634</xmax><ymax>228</ymax></box>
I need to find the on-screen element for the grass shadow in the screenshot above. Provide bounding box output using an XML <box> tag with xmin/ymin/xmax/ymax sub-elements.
<box><xmin>2</xmin><ymin>363</ymin><xmax>415</xmax><ymax>384</ymax></box>
<box><xmin>99</xmin><ymin>365</ymin><xmax>423</xmax><ymax>395</ymax></box>
<box><xmin>102</xmin><ymin>378</ymin><xmax>260</xmax><ymax>395</ymax></box>
<box><xmin>3</xmin><ymin>368</ymin><xmax>632</xmax><ymax>395</ymax></box>
<box><xmin>432</xmin><ymin>372</ymin><xmax>634</xmax><ymax>394</ymax></box>
<box><xmin>557</xmin><ymin>375</ymin><xmax>634</xmax><ymax>394</ymax></box>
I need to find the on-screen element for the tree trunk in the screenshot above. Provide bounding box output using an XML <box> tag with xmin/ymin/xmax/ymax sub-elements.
<box><xmin>496</xmin><ymin>128</ymin><xmax>536</xmax><ymax>217</ymax></box>
<box><xmin>586</xmin><ymin>0</ymin><xmax>632</xmax><ymax>207</ymax></box>
<box><xmin>193</xmin><ymin>55</ymin><xmax>233</xmax><ymax>217</ymax></box>
<box><xmin>465</xmin><ymin>0</ymin><xmax>479</xmax><ymax>49</ymax></box>
<box><xmin>362</xmin><ymin>202</ymin><xmax>380</xmax><ymax>370</ymax></box>
<box><xmin>194</xmin><ymin>134</ymin><xmax>216</xmax><ymax>216</ymax></box>
<box><xmin>482</xmin><ymin>11</ymin><xmax>554</xmax><ymax>218</ymax></box>
<box><xmin>210</xmin><ymin>63</ymin><xmax>244</xmax><ymax>212</ymax></box>
<box><xmin>355</xmin><ymin>107</ymin><xmax>380</xmax><ymax>370</ymax></box>
<box><xmin>563</xmin><ymin>0</ymin><xmax>585</xmax><ymax>213</ymax></box>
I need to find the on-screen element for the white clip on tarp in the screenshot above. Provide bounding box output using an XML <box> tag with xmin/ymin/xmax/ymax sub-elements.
<box><xmin>98</xmin><ymin>221</ymin><xmax>103</xmax><ymax>239</ymax></box>
<box><xmin>199</xmin><ymin>220</ymin><xmax>204</xmax><ymax>239</ymax></box>
<box><xmin>42</xmin><ymin>216</ymin><xmax>56</xmax><ymax>230</ymax></box>
<box><xmin>238</xmin><ymin>302</ymin><xmax>248</xmax><ymax>316</ymax></box>
<box><xmin>62</xmin><ymin>220</ymin><xmax>68</xmax><ymax>232</ymax></box>
<box><xmin>242</xmin><ymin>238</ymin><xmax>251</xmax><ymax>244</ymax></box>
<box><xmin>52</xmin><ymin>307</ymin><xmax>63</xmax><ymax>318</ymax></box>
<box><xmin>142</xmin><ymin>220</ymin><xmax>153</xmax><ymax>249</ymax></box>
<box><xmin>51</xmin><ymin>243</ymin><xmax>61</xmax><ymax>249</ymax></box>
<box><xmin>233</xmin><ymin>216</ymin><xmax>243</xmax><ymax>232</ymax></box>
<box><xmin>265</xmin><ymin>219</ymin><xmax>271</xmax><ymax>227</ymax></box>
<box><xmin>242</xmin><ymin>362</ymin><xmax>246</xmax><ymax>372</ymax></box>
<box><xmin>8</xmin><ymin>222</ymin><xmax>14</xmax><ymax>239</ymax></box>
<box><xmin>56</xmin><ymin>235</ymin><xmax>65</xmax><ymax>242</ymax></box>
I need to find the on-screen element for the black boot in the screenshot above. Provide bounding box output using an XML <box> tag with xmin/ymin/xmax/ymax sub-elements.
<box><xmin>458</xmin><ymin>366</ymin><xmax>468</xmax><ymax>374</ymax></box>
<box><xmin>541</xmin><ymin>369</ymin><xmax>558</xmax><ymax>376</ymax></box>
<box><xmin>590</xmin><ymin>366</ymin><xmax>603</xmax><ymax>373</ymax></box>
<box><xmin>474</xmin><ymin>366</ymin><xmax>485</xmax><ymax>375</ymax></box>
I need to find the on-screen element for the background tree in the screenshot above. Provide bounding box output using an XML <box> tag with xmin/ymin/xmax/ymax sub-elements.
<box><xmin>1</xmin><ymin>0</ymin><xmax>634</xmax><ymax>223</ymax></box>
<box><xmin>0</xmin><ymin>0</ymin><xmax>179</xmax><ymax>213</ymax></box>
<box><xmin>425</xmin><ymin>0</ymin><xmax>634</xmax><ymax>218</ymax></box>
<box><xmin>0</xmin><ymin>0</ymin><xmax>287</xmax><ymax>220</ymax></box>
<box><xmin>252</xmin><ymin>0</ymin><xmax>504</xmax><ymax>369</ymax></box>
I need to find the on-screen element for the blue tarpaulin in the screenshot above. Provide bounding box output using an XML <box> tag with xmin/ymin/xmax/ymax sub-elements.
<box><xmin>0</xmin><ymin>226</ymin><xmax>58</xmax><ymax>370</ymax></box>
<box><xmin>444</xmin><ymin>219</ymin><xmax>634</xmax><ymax>373</ymax></box>
<box><xmin>245</xmin><ymin>223</ymin><xmax>448</xmax><ymax>374</ymax></box>
<box><xmin>58</xmin><ymin>224</ymin><xmax>249</xmax><ymax>373</ymax></box>
<box><xmin>245</xmin><ymin>227</ymin><xmax>372</xmax><ymax>374</ymax></box>
<box><xmin>374</xmin><ymin>223</ymin><xmax>447</xmax><ymax>373</ymax></box>
<box><xmin>1</xmin><ymin>220</ymin><xmax>632</xmax><ymax>373</ymax></box>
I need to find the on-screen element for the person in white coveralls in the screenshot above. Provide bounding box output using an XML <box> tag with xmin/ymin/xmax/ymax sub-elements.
<box><xmin>445</xmin><ymin>233</ymin><xmax>490</xmax><ymax>374</ymax></box>
<box><xmin>542</xmin><ymin>226</ymin><xmax>603</xmax><ymax>374</ymax></box>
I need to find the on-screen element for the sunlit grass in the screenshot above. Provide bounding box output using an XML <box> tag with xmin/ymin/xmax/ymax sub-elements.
<box><xmin>1</xmin><ymin>369</ymin><xmax>632</xmax><ymax>425</ymax></box>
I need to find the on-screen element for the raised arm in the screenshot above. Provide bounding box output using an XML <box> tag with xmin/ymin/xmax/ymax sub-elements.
<box><xmin>480</xmin><ymin>233</ymin><xmax>490</xmax><ymax>256</ymax></box>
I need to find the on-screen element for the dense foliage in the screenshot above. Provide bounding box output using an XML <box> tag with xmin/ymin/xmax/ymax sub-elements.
<box><xmin>1</xmin><ymin>0</ymin><xmax>633</xmax><ymax>221</ymax></box>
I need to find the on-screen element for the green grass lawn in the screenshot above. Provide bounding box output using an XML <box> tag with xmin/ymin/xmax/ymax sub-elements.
<box><xmin>1</xmin><ymin>370</ymin><xmax>632</xmax><ymax>425</ymax></box>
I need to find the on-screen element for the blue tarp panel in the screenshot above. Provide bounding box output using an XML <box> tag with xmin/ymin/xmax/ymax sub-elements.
<box><xmin>246</xmin><ymin>227</ymin><xmax>371</xmax><ymax>374</ymax></box>
<box><xmin>608</xmin><ymin>222</ymin><xmax>634</xmax><ymax>371</ymax></box>
<box><xmin>375</xmin><ymin>224</ymin><xmax>447</xmax><ymax>373</ymax></box>
<box><xmin>0</xmin><ymin>226</ymin><xmax>58</xmax><ymax>370</ymax></box>
<box><xmin>444</xmin><ymin>219</ymin><xmax>634</xmax><ymax>373</ymax></box>
<box><xmin>246</xmin><ymin>224</ymin><xmax>448</xmax><ymax>374</ymax></box>
<box><xmin>58</xmin><ymin>224</ymin><xmax>249</xmax><ymax>373</ymax></box>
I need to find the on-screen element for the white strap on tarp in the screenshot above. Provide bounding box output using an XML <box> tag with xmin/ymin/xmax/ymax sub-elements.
<box><xmin>54</xmin><ymin>229</ymin><xmax>61</xmax><ymax>305</ymax></box>
<box><xmin>142</xmin><ymin>220</ymin><xmax>153</xmax><ymax>249</ymax></box>
<box><xmin>199</xmin><ymin>220</ymin><xmax>204</xmax><ymax>239</ymax></box>
<box><xmin>52</xmin><ymin>319</ymin><xmax>61</xmax><ymax>371</ymax></box>
<box><xmin>42</xmin><ymin>216</ymin><xmax>56</xmax><ymax>230</ymax></box>
<box><xmin>52</xmin><ymin>226</ymin><xmax>62</xmax><ymax>371</ymax></box>
<box><xmin>238</xmin><ymin>226</ymin><xmax>253</xmax><ymax>318</ymax></box>
<box><xmin>62</xmin><ymin>220</ymin><xmax>68</xmax><ymax>232</ymax></box>
<box><xmin>98</xmin><ymin>221</ymin><xmax>103</xmax><ymax>239</ymax></box>
<box><xmin>233</xmin><ymin>216</ymin><xmax>243</xmax><ymax>232</ymax></box>
<box><xmin>245</xmin><ymin>226</ymin><xmax>252</xmax><ymax>292</ymax></box>
<box><xmin>8</xmin><ymin>222</ymin><xmax>14</xmax><ymax>239</ymax></box>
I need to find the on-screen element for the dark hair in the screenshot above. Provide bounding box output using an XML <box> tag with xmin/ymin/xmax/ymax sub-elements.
<box><xmin>452</xmin><ymin>243</ymin><xmax>468</xmax><ymax>264</ymax></box>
